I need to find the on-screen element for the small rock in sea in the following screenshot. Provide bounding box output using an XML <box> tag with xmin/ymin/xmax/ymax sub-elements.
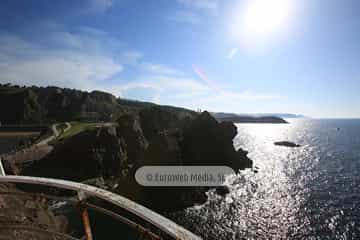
<box><xmin>215</xmin><ymin>185</ymin><xmax>230</xmax><ymax>197</ymax></box>
<box><xmin>274</xmin><ymin>141</ymin><xmax>301</xmax><ymax>148</ymax></box>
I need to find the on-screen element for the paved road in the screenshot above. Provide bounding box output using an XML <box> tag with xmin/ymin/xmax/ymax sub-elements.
<box><xmin>36</xmin><ymin>122</ymin><xmax>71</xmax><ymax>146</ymax></box>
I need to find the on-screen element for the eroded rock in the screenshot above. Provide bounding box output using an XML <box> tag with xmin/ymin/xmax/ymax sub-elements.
<box><xmin>274</xmin><ymin>141</ymin><xmax>301</xmax><ymax>148</ymax></box>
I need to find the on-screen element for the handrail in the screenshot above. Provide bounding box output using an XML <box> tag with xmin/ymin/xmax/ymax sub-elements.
<box><xmin>0</xmin><ymin>175</ymin><xmax>201</xmax><ymax>240</ymax></box>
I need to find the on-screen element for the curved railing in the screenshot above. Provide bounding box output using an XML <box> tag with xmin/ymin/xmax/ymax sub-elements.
<box><xmin>0</xmin><ymin>175</ymin><xmax>201</xmax><ymax>240</ymax></box>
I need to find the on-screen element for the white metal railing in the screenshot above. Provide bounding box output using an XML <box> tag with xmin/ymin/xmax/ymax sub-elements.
<box><xmin>0</xmin><ymin>175</ymin><xmax>201</xmax><ymax>240</ymax></box>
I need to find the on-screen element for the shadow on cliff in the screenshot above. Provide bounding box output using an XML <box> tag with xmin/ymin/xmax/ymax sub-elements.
<box><xmin>21</xmin><ymin>108</ymin><xmax>252</xmax><ymax>211</ymax></box>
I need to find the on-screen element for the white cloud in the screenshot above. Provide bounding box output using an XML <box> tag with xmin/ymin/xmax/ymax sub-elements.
<box><xmin>0</xmin><ymin>33</ymin><xmax>122</xmax><ymax>91</ymax></box>
<box><xmin>227</xmin><ymin>48</ymin><xmax>238</xmax><ymax>59</ymax></box>
<box><xmin>0</xmin><ymin>52</ymin><xmax>122</xmax><ymax>91</ymax></box>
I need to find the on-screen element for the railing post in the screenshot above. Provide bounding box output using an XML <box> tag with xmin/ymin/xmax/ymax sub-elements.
<box><xmin>78</xmin><ymin>191</ymin><xmax>93</xmax><ymax>240</ymax></box>
<box><xmin>0</xmin><ymin>157</ymin><xmax>5</xmax><ymax>176</ymax></box>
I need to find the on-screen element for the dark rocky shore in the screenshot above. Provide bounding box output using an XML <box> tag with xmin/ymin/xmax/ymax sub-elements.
<box><xmin>19</xmin><ymin>108</ymin><xmax>252</xmax><ymax>211</ymax></box>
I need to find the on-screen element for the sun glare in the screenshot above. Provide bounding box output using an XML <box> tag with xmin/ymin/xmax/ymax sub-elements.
<box><xmin>244</xmin><ymin>0</ymin><xmax>292</xmax><ymax>35</ymax></box>
<box><xmin>229</xmin><ymin>0</ymin><xmax>293</xmax><ymax>46</ymax></box>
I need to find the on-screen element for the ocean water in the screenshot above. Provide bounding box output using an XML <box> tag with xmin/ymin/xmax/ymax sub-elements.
<box><xmin>169</xmin><ymin>119</ymin><xmax>360</xmax><ymax>240</ymax></box>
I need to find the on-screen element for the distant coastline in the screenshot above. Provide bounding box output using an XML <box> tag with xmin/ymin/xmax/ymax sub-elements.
<box><xmin>211</xmin><ymin>112</ymin><xmax>289</xmax><ymax>124</ymax></box>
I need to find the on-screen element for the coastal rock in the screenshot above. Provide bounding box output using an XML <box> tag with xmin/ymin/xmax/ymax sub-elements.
<box><xmin>138</xmin><ymin>106</ymin><xmax>195</xmax><ymax>141</ymax></box>
<box><xmin>142</xmin><ymin>130</ymin><xmax>182</xmax><ymax>166</ymax></box>
<box><xmin>180</xmin><ymin>111</ymin><xmax>252</xmax><ymax>172</ymax></box>
<box><xmin>116</xmin><ymin>111</ymin><xmax>252</xmax><ymax>210</ymax></box>
<box><xmin>219</xmin><ymin>121</ymin><xmax>238</xmax><ymax>140</ymax></box>
<box><xmin>274</xmin><ymin>141</ymin><xmax>301</xmax><ymax>148</ymax></box>
<box><xmin>21</xmin><ymin>110</ymin><xmax>253</xmax><ymax>212</ymax></box>
<box><xmin>116</xmin><ymin>114</ymin><xmax>148</xmax><ymax>165</ymax></box>
<box><xmin>124</xmin><ymin>111</ymin><xmax>252</xmax><ymax>210</ymax></box>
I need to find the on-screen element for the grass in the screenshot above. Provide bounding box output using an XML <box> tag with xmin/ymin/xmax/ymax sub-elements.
<box><xmin>55</xmin><ymin>123</ymin><xmax>68</xmax><ymax>133</ymax></box>
<box><xmin>57</xmin><ymin>122</ymin><xmax>98</xmax><ymax>141</ymax></box>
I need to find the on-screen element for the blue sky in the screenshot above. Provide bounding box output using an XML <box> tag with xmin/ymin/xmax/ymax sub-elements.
<box><xmin>1</xmin><ymin>0</ymin><xmax>359</xmax><ymax>118</ymax></box>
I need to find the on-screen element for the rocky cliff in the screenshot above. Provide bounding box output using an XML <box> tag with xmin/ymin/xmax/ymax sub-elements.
<box><xmin>22</xmin><ymin>107</ymin><xmax>252</xmax><ymax>211</ymax></box>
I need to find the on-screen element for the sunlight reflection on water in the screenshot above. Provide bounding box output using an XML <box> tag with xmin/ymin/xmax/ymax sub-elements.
<box><xmin>168</xmin><ymin>119</ymin><xmax>360</xmax><ymax>240</ymax></box>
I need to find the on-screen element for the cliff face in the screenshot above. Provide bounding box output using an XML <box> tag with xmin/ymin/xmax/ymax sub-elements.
<box><xmin>22</xmin><ymin>108</ymin><xmax>252</xmax><ymax>211</ymax></box>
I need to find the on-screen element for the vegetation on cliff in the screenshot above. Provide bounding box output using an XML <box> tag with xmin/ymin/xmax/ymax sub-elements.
<box><xmin>212</xmin><ymin>112</ymin><xmax>288</xmax><ymax>123</ymax></box>
<box><xmin>0</xmin><ymin>83</ymin><xmax>195</xmax><ymax>124</ymax></box>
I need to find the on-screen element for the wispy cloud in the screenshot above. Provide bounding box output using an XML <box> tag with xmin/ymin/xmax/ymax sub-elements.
<box><xmin>227</xmin><ymin>48</ymin><xmax>238</xmax><ymax>60</ymax></box>
<box><xmin>87</xmin><ymin>0</ymin><xmax>113</xmax><ymax>13</ymax></box>
<box><xmin>192</xmin><ymin>64</ymin><xmax>280</xmax><ymax>101</ymax></box>
<box><xmin>0</xmin><ymin>30</ymin><xmax>122</xmax><ymax>91</ymax></box>
<box><xmin>141</xmin><ymin>63</ymin><xmax>185</xmax><ymax>76</ymax></box>
<box><xmin>171</xmin><ymin>0</ymin><xmax>219</xmax><ymax>26</ymax></box>
<box><xmin>0</xmin><ymin>52</ymin><xmax>122</xmax><ymax>90</ymax></box>
<box><xmin>0</xmin><ymin>18</ymin><xmax>280</xmax><ymax>112</ymax></box>
<box><xmin>176</xmin><ymin>0</ymin><xmax>219</xmax><ymax>13</ymax></box>
<box><xmin>120</xmin><ymin>75</ymin><xmax>209</xmax><ymax>93</ymax></box>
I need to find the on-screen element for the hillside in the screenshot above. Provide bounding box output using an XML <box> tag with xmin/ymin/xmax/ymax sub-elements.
<box><xmin>0</xmin><ymin>84</ymin><xmax>196</xmax><ymax>124</ymax></box>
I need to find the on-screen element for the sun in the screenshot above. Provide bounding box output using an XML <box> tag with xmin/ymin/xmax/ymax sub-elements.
<box><xmin>244</xmin><ymin>0</ymin><xmax>292</xmax><ymax>35</ymax></box>
<box><xmin>229</xmin><ymin>0</ymin><xmax>294</xmax><ymax>45</ymax></box>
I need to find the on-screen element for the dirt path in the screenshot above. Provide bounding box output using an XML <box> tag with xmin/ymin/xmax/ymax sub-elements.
<box><xmin>0</xmin><ymin>122</ymin><xmax>72</xmax><ymax>174</ymax></box>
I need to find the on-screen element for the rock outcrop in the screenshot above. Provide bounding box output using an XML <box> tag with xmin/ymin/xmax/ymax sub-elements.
<box><xmin>181</xmin><ymin>111</ymin><xmax>252</xmax><ymax>171</ymax></box>
<box><xmin>138</xmin><ymin>106</ymin><xmax>195</xmax><ymax>141</ymax></box>
<box><xmin>21</xmin><ymin>109</ymin><xmax>252</xmax><ymax>211</ymax></box>
<box><xmin>274</xmin><ymin>141</ymin><xmax>301</xmax><ymax>148</ymax></box>
<box><xmin>116</xmin><ymin>114</ymin><xmax>148</xmax><ymax>166</ymax></box>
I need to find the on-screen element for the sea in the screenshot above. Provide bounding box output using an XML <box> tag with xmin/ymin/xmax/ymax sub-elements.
<box><xmin>169</xmin><ymin>119</ymin><xmax>360</xmax><ymax>240</ymax></box>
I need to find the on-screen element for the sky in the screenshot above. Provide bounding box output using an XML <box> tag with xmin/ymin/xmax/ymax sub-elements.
<box><xmin>0</xmin><ymin>0</ymin><xmax>360</xmax><ymax>118</ymax></box>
